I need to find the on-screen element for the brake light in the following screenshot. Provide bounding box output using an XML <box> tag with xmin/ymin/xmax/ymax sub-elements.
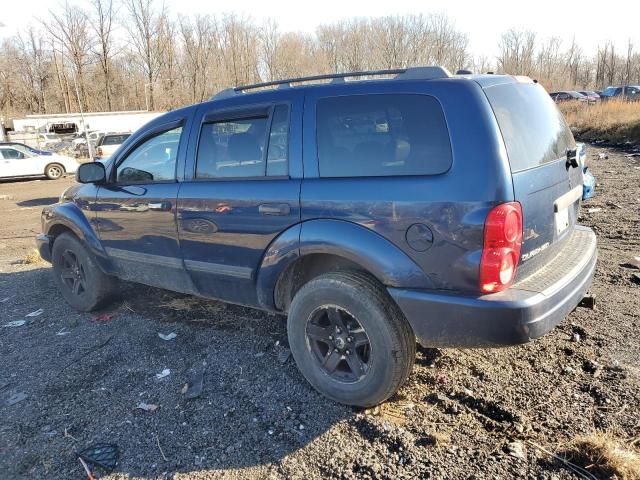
<box><xmin>480</xmin><ymin>202</ymin><xmax>523</xmax><ymax>293</ymax></box>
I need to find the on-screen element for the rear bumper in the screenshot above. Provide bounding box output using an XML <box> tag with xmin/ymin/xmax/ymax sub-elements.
<box><xmin>389</xmin><ymin>226</ymin><xmax>597</xmax><ymax>348</ymax></box>
<box><xmin>36</xmin><ymin>234</ymin><xmax>53</xmax><ymax>263</ymax></box>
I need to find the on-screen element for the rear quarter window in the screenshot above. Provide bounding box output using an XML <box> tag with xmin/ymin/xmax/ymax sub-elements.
<box><xmin>485</xmin><ymin>83</ymin><xmax>575</xmax><ymax>173</ymax></box>
<box><xmin>316</xmin><ymin>94</ymin><xmax>452</xmax><ymax>177</ymax></box>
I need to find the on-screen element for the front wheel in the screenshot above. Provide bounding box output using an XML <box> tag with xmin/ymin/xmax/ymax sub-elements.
<box><xmin>51</xmin><ymin>232</ymin><xmax>118</xmax><ymax>311</ymax></box>
<box><xmin>287</xmin><ymin>271</ymin><xmax>415</xmax><ymax>407</ymax></box>
<box><xmin>45</xmin><ymin>163</ymin><xmax>65</xmax><ymax>180</ymax></box>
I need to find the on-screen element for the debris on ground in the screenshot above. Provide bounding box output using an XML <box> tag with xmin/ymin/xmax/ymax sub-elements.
<box><xmin>56</xmin><ymin>328</ymin><xmax>70</xmax><ymax>336</ymax></box>
<box><xmin>628</xmin><ymin>256</ymin><xmax>640</xmax><ymax>269</ymax></box>
<box><xmin>136</xmin><ymin>402</ymin><xmax>160</xmax><ymax>412</ymax></box>
<box><xmin>0</xmin><ymin>296</ymin><xmax>13</xmax><ymax>303</ymax></box>
<box><xmin>587</xmin><ymin>207</ymin><xmax>602</xmax><ymax>213</ymax></box>
<box><xmin>93</xmin><ymin>312</ymin><xmax>115</xmax><ymax>322</ymax></box>
<box><xmin>3</xmin><ymin>320</ymin><xmax>26</xmax><ymax>327</ymax></box>
<box><xmin>183</xmin><ymin>361</ymin><xmax>206</xmax><ymax>399</ymax></box>
<box><xmin>505</xmin><ymin>441</ymin><xmax>527</xmax><ymax>461</ymax></box>
<box><xmin>77</xmin><ymin>443</ymin><xmax>119</xmax><ymax>472</ymax></box>
<box><xmin>158</xmin><ymin>332</ymin><xmax>177</xmax><ymax>341</ymax></box>
<box><xmin>277</xmin><ymin>348</ymin><xmax>291</xmax><ymax>364</ymax></box>
<box><xmin>155</xmin><ymin>369</ymin><xmax>170</xmax><ymax>380</ymax></box>
<box><xmin>25</xmin><ymin>308</ymin><xmax>44</xmax><ymax>317</ymax></box>
<box><xmin>6</xmin><ymin>392</ymin><xmax>27</xmax><ymax>406</ymax></box>
<box><xmin>632</xmin><ymin>273</ymin><xmax>640</xmax><ymax>285</ymax></box>
<box><xmin>567</xmin><ymin>433</ymin><xmax>640</xmax><ymax>479</ymax></box>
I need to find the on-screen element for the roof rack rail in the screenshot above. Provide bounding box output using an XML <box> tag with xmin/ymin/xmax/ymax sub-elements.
<box><xmin>210</xmin><ymin>66</ymin><xmax>451</xmax><ymax>100</ymax></box>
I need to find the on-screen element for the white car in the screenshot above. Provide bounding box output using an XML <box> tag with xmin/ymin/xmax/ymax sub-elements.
<box><xmin>37</xmin><ymin>133</ymin><xmax>60</xmax><ymax>148</ymax></box>
<box><xmin>0</xmin><ymin>145</ymin><xmax>79</xmax><ymax>180</ymax></box>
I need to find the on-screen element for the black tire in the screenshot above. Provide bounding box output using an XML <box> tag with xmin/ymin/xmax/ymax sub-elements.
<box><xmin>45</xmin><ymin>163</ymin><xmax>65</xmax><ymax>180</ymax></box>
<box><xmin>287</xmin><ymin>271</ymin><xmax>416</xmax><ymax>407</ymax></box>
<box><xmin>51</xmin><ymin>232</ymin><xmax>118</xmax><ymax>311</ymax></box>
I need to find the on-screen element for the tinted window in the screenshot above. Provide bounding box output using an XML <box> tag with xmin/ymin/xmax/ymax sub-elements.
<box><xmin>102</xmin><ymin>134</ymin><xmax>130</xmax><ymax>146</ymax></box>
<box><xmin>116</xmin><ymin>127</ymin><xmax>182</xmax><ymax>183</ymax></box>
<box><xmin>196</xmin><ymin>117</ymin><xmax>268</xmax><ymax>178</ymax></box>
<box><xmin>316</xmin><ymin>94</ymin><xmax>452</xmax><ymax>177</ymax></box>
<box><xmin>485</xmin><ymin>83</ymin><xmax>575</xmax><ymax>172</ymax></box>
<box><xmin>1</xmin><ymin>148</ymin><xmax>27</xmax><ymax>159</ymax></box>
<box><xmin>266</xmin><ymin>105</ymin><xmax>289</xmax><ymax>176</ymax></box>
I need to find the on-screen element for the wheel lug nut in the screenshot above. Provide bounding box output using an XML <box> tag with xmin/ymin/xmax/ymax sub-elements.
<box><xmin>345</xmin><ymin>350</ymin><xmax>351</xmax><ymax>355</ymax></box>
<box><xmin>347</xmin><ymin>336</ymin><xmax>353</xmax><ymax>343</ymax></box>
<box><xmin>336</xmin><ymin>327</ymin><xmax>341</xmax><ymax>333</ymax></box>
<box><xmin>329</xmin><ymin>335</ymin><xmax>333</xmax><ymax>340</ymax></box>
<box><xmin>334</xmin><ymin>348</ymin><xmax>338</xmax><ymax>353</ymax></box>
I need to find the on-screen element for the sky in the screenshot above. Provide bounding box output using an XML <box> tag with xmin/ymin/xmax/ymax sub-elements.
<box><xmin>1</xmin><ymin>0</ymin><xmax>638</xmax><ymax>59</ymax></box>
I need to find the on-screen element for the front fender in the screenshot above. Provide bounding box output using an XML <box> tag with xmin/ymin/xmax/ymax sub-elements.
<box><xmin>42</xmin><ymin>201</ymin><xmax>116</xmax><ymax>275</ymax></box>
<box><xmin>256</xmin><ymin>219</ymin><xmax>433</xmax><ymax>310</ymax></box>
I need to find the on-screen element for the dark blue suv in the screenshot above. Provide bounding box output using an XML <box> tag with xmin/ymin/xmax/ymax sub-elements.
<box><xmin>37</xmin><ymin>67</ymin><xmax>597</xmax><ymax>406</ymax></box>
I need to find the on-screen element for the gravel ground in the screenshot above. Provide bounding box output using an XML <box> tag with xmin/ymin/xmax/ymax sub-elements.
<box><xmin>0</xmin><ymin>147</ymin><xmax>639</xmax><ymax>480</ymax></box>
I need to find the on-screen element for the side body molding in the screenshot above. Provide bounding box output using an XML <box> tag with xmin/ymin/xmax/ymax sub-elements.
<box><xmin>256</xmin><ymin>219</ymin><xmax>433</xmax><ymax>311</ymax></box>
<box><xmin>42</xmin><ymin>201</ymin><xmax>116</xmax><ymax>275</ymax></box>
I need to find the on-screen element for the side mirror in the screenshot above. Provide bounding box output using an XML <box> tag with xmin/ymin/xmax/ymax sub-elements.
<box><xmin>76</xmin><ymin>162</ymin><xmax>106</xmax><ymax>184</ymax></box>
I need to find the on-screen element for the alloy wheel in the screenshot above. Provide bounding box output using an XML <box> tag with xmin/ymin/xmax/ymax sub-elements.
<box><xmin>305</xmin><ymin>305</ymin><xmax>371</xmax><ymax>383</ymax></box>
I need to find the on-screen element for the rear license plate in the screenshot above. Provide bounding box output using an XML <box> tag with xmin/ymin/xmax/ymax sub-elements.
<box><xmin>555</xmin><ymin>207</ymin><xmax>569</xmax><ymax>235</ymax></box>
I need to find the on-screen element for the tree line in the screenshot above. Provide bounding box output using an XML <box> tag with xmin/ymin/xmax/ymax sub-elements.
<box><xmin>1</xmin><ymin>0</ymin><xmax>639</xmax><ymax>118</ymax></box>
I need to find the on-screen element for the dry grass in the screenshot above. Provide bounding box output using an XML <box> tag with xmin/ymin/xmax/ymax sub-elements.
<box><xmin>566</xmin><ymin>432</ymin><xmax>640</xmax><ymax>479</ymax></box>
<box><xmin>19</xmin><ymin>249</ymin><xmax>45</xmax><ymax>265</ymax></box>
<box><xmin>560</xmin><ymin>100</ymin><xmax>640</xmax><ymax>144</ymax></box>
<box><xmin>160</xmin><ymin>295</ymin><xmax>223</xmax><ymax>314</ymax></box>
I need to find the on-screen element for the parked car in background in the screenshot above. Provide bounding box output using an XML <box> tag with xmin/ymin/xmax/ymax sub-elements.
<box><xmin>549</xmin><ymin>91</ymin><xmax>589</xmax><ymax>103</ymax></box>
<box><xmin>578</xmin><ymin>91</ymin><xmax>600</xmax><ymax>102</ymax></box>
<box><xmin>95</xmin><ymin>133</ymin><xmax>131</xmax><ymax>160</ymax></box>
<box><xmin>38</xmin><ymin>67</ymin><xmax>597</xmax><ymax>407</ymax></box>
<box><xmin>600</xmin><ymin>85</ymin><xmax>640</xmax><ymax>102</ymax></box>
<box><xmin>0</xmin><ymin>142</ymin><xmax>52</xmax><ymax>156</ymax></box>
<box><xmin>37</xmin><ymin>133</ymin><xmax>61</xmax><ymax>148</ymax></box>
<box><xmin>73</xmin><ymin>130</ymin><xmax>105</xmax><ymax>147</ymax></box>
<box><xmin>0</xmin><ymin>144</ymin><xmax>79</xmax><ymax>179</ymax></box>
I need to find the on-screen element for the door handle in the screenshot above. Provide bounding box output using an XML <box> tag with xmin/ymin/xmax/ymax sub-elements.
<box><xmin>258</xmin><ymin>203</ymin><xmax>290</xmax><ymax>216</ymax></box>
<box><xmin>147</xmin><ymin>201</ymin><xmax>172</xmax><ymax>211</ymax></box>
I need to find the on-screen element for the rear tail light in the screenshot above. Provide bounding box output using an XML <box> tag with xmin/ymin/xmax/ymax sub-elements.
<box><xmin>480</xmin><ymin>202</ymin><xmax>523</xmax><ymax>293</ymax></box>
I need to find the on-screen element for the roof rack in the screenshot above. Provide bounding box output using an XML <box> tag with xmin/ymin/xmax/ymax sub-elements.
<box><xmin>211</xmin><ymin>66</ymin><xmax>451</xmax><ymax>100</ymax></box>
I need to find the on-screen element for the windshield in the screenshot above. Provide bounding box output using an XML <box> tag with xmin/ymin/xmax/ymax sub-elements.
<box><xmin>485</xmin><ymin>82</ymin><xmax>575</xmax><ymax>173</ymax></box>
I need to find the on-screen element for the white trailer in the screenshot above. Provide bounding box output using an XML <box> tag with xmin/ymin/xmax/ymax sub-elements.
<box><xmin>11</xmin><ymin>110</ymin><xmax>163</xmax><ymax>134</ymax></box>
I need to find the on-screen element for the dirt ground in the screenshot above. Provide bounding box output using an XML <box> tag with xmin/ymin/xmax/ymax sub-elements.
<box><xmin>0</xmin><ymin>146</ymin><xmax>639</xmax><ymax>480</ymax></box>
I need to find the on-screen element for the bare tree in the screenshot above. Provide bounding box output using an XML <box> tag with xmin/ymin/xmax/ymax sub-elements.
<box><xmin>90</xmin><ymin>0</ymin><xmax>116</xmax><ymax>110</ymax></box>
<box><xmin>126</xmin><ymin>0</ymin><xmax>164</xmax><ymax>110</ymax></box>
<box><xmin>43</xmin><ymin>3</ymin><xmax>93</xmax><ymax>110</ymax></box>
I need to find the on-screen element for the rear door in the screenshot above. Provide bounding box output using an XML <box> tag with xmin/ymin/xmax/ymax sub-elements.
<box><xmin>484</xmin><ymin>81</ymin><xmax>583</xmax><ymax>268</ymax></box>
<box><xmin>177</xmin><ymin>93</ymin><xmax>303</xmax><ymax>306</ymax></box>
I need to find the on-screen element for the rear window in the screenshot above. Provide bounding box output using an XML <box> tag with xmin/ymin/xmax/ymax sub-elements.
<box><xmin>102</xmin><ymin>134</ymin><xmax>130</xmax><ymax>145</ymax></box>
<box><xmin>485</xmin><ymin>83</ymin><xmax>575</xmax><ymax>172</ymax></box>
<box><xmin>316</xmin><ymin>94</ymin><xmax>452</xmax><ymax>177</ymax></box>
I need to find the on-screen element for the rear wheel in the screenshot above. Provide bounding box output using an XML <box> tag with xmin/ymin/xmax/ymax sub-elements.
<box><xmin>287</xmin><ymin>271</ymin><xmax>415</xmax><ymax>407</ymax></box>
<box><xmin>45</xmin><ymin>163</ymin><xmax>65</xmax><ymax>180</ymax></box>
<box><xmin>51</xmin><ymin>232</ymin><xmax>118</xmax><ymax>311</ymax></box>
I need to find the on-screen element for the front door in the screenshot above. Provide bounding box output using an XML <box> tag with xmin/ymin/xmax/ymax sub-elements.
<box><xmin>0</xmin><ymin>147</ymin><xmax>34</xmax><ymax>177</ymax></box>
<box><xmin>94</xmin><ymin>121</ymin><xmax>195</xmax><ymax>293</ymax></box>
<box><xmin>177</xmin><ymin>94</ymin><xmax>303</xmax><ymax>306</ymax></box>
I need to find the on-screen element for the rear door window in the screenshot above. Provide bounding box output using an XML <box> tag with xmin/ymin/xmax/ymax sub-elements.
<box><xmin>196</xmin><ymin>104</ymin><xmax>289</xmax><ymax>179</ymax></box>
<box><xmin>485</xmin><ymin>83</ymin><xmax>575</xmax><ymax>172</ymax></box>
<box><xmin>316</xmin><ymin>94</ymin><xmax>452</xmax><ymax>177</ymax></box>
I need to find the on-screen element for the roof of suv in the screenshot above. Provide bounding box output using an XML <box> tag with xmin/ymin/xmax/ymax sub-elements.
<box><xmin>209</xmin><ymin>66</ymin><xmax>530</xmax><ymax>103</ymax></box>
